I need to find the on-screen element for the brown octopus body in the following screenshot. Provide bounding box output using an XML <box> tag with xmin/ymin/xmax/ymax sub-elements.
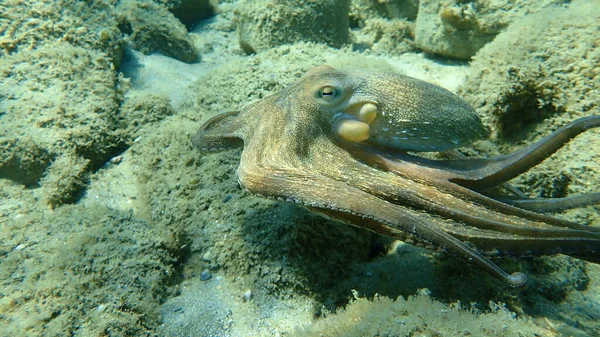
<box><xmin>193</xmin><ymin>65</ymin><xmax>600</xmax><ymax>287</ymax></box>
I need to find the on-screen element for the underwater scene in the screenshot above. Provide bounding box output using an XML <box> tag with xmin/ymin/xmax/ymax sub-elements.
<box><xmin>1</xmin><ymin>0</ymin><xmax>600</xmax><ymax>336</ymax></box>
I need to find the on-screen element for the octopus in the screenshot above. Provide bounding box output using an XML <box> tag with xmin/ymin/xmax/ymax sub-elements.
<box><xmin>192</xmin><ymin>65</ymin><xmax>600</xmax><ymax>287</ymax></box>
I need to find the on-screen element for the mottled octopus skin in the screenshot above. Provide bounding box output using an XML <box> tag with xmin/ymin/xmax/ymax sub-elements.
<box><xmin>325</xmin><ymin>68</ymin><xmax>489</xmax><ymax>152</ymax></box>
<box><xmin>192</xmin><ymin>65</ymin><xmax>600</xmax><ymax>287</ymax></box>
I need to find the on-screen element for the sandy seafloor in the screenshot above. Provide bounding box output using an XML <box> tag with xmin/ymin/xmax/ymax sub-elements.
<box><xmin>1</xmin><ymin>0</ymin><xmax>600</xmax><ymax>336</ymax></box>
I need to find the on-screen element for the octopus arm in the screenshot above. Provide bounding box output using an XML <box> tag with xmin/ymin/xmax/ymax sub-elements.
<box><xmin>353</xmin><ymin>116</ymin><xmax>600</xmax><ymax>214</ymax></box>
<box><xmin>443</xmin><ymin>115</ymin><xmax>600</xmax><ymax>190</ymax></box>
<box><xmin>237</xmin><ymin>162</ymin><xmax>527</xmax><ymax>287</ymax></box>
<box><xmin>192</xmin><ymin>111</ymin><xmax>244</xmax><ymax>152</ymax></box>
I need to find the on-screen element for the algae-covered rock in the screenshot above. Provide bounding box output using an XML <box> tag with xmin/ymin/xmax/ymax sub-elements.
<box><xmin>0</xmin><ymin>138</ymin><xmax>52</xmax><ymax>186</ymax></box>
<box><xmin>348</xmin><ymin>0</ymin><xmax>416</xmax><ymax>55</ymax></box>
<box><xmin>461</xmin><ymin>0</ymin><xmax>600</xmax><ymax>139</ymax></box>
<box><xmin>0</xmin><ymin>0</ymin><xmax>129</xmax><ymax>188</ymax></box>
<box><xmin>41</xmin><ymin>153</ymin><xmax>91</xmax><ymax>209</ymax></box>
<box><xmin>0</xmin><ymin>44</ymin><xmax>127</xmax><ymax>186</ymax></box>
<box><xmin>120</xmin><ymin>94</ymin><xmax>176</xmax><ymax>133</ymax></box>
<box><xmin>0</xmin><ymin>203</ymin><xmax>180</xmax><ymax>336</ymax></box>
<box><xmin>414</xmin><ymin>0</ymin><xmax>567</xmax><ymax>60</ymax></box>
<box><xmin>356</xmin><ymin>17</ymin><xmax>415</xmax><ymax>55</ymax></box>
<box><xmin>235</xmin><ymin>0</ymin><xmax>350</xmax><ymax>54</ymax></box>
<box><xmin>292</xmin><ymin>290</ymin><xmax>551</xmax><ymax>337</ymax></box>
<box><xmin>352</xmin><ymin>0</ymin><xmax>419</xmax><ymax>21</ymax></box>
<box><xmin>0</xmin><ymin>0</ymin><xmax>124</xmax><ymax>67</ymax></box>
<box><xmin>117</xmin><ymin>0</ymin><xmax>200</xmax><ymax>63</ymax></box>
<box><xmin>0</xmin><ymin>0</ymin><xmax>181</xmax><ymax>193</ymax></box>
<box><xmin>154</xmin><ymin>0</ymin><xmax>218</xmax><ymax>29</ymax></box>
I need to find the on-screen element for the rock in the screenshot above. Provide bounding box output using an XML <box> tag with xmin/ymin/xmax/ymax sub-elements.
<box><xmin>235</xmin><ymin>0</ymin><xmax>350</xmax><ymax>54</ymax></box>
<box><xmin>118</xmin><ymin>0</ymin><xmax>199</xmax><ymax>63</ymax></box>
<box><xmin>153</xmin><ymin>0</ymin><xmax>218</xmax><ymax>29</ymax></box>
<box><xmin>356</xmin><ymin>17</ymin><xmax>414</xmax><ymax>55</ymax></box>
<box><xmin>348</xmin><ymin>0</ymin><xmax>416</xmax><ymax>55</ymax></box>
<box><xmin>242</xmin><ymin>289</ymin><xmax>252</xmax><ymax>302</ymax></box>
<box><xmin>0</xmin><ymin>0</ymin><xmax>123</xmax><ymax>67</ymax></box>
<box><xmin>353</xmin><ymin>0</ymin><xmax>419</xmax><ymax>21</ymax></box>
<box><xmin>41</xmin><ymin>153</ymin><xmax>90</xmax><ymax>209</ymax></box>
<box><xmin>414</xmin><ymin>0</ymin><xmax>567</xmax><ymax>60</ymax></box>
<box><xmin>0</xmin><ymin>138</ymin><xmax>52</xmax><ymax>186</ymax></box>
<box><xmin>460</xmin><ymin>0</ymin><xmax>600</xmax><ymax>138</ymax></box>
<box><xmin>200</xmin><ymin>270</ymin><xmax>213</xmax><ymax>281</ymax></box>
<box><xmin>119</xmin><ymin>94</ymin><xmax>175</xmax><ymax>134</ymax></box>
<box><xmin>0</xmin><ymin>44</ymin><xmax>127</xmax><ymax>186</ymax></box>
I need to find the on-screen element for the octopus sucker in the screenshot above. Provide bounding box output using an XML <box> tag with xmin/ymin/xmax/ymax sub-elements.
<box><xmin>193</xmin><ymin>65</ymin><xmax>600</xmax><ymax>287</ymax></box>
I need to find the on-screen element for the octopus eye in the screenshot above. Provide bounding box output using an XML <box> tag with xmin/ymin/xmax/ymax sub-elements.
<box><xmin>318</xmin><ymin>85</ymin><xmax>338</xmax><ymax>101</ymax></box>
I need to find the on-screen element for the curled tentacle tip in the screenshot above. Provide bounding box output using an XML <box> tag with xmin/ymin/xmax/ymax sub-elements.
<box><xmin>507</xmin><ymin>272</ymin><xmax>528</xmax><ymax>287</ymax></box>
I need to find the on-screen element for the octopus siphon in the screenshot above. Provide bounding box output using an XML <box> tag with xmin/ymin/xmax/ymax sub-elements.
<box><xmin>193</xmin><ymin>65</ymin><xmax>600</xmax><ymax>287</ymax></box>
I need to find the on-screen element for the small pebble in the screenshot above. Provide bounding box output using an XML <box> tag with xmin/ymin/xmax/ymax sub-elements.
<box><xmin>200</xmin><ymin>270</ymin><xmax>212</xmax><ymax>281</ymax></box>
<box><xmin>242</xmin><ymin>290</ymin><xmax>252</xmax><ymax>302</ymax></box>
<box><xmin>14</xmin><ymin>244</ymin><xmax>27</xmax><ymax>251</ymax></box>
<box><xmin>109</xmin><ymin>155</ymin><xmax>123</xmax><ymax>164</ymax></box>
<box><xmin>202</xmin><ymin>250</ymin><xmax>213</xmax><ymax>262</ymax></box>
